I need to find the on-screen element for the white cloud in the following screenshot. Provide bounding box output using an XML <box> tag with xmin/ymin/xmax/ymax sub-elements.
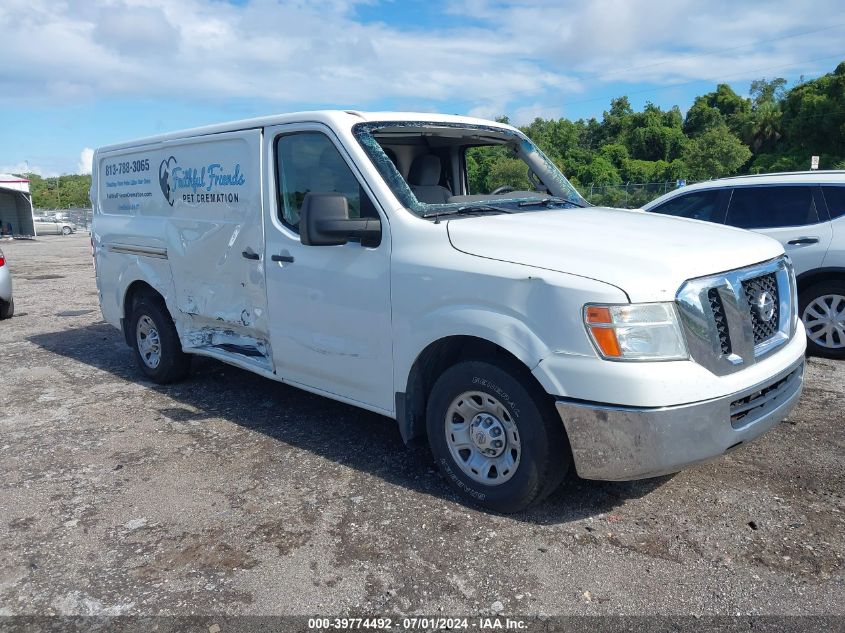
<box><xmin>78</xmin><ymin>148</ymin><xmax>94</xmax><ymax>175</ymax></box>
<box><xmin>0</xmin><ymin>0</ymin><xmax>564</xmax><ymax>111</ymax></box>
<box><xmin>0</xmin><ymin>0</ymin><xmax>839</xmax><ymax>116</ymax></box>
<box><xmin>0</xmin><ymin>0</ymin><xmax>842</xmax><ymax>176</ymax></box>
<box><xmin>446</xmin><ymin>0</ymin><xmax>844</xmax><ymax>88</ymax></box>
<box><xmin>0</xmin><ymin>161</ymin><xmax>58</xmax><ymax>178</ymax></box>
<box><xmin>511</xmin><ymin>103</ymin><xmax>565</xmax><ymax>125</ymax></box>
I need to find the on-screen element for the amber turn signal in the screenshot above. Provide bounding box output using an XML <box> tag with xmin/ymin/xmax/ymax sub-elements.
<box><xmin>585</xmin><ymin>306</ymin><xmax>622</xmax><ymax>357</ymax></box>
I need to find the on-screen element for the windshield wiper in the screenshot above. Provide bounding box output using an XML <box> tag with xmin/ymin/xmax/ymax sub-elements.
<box><xmin>423</xmin><ymin>205</ymin><xmax>513</xmax><ymax>224</ymax></box>
<box><xmin>517</xmin><ymin>196</ymin><xmax>587</xmax><ymax>208</ymax></box>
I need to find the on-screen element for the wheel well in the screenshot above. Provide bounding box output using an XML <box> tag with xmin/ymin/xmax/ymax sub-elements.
<box><xmin>121</xmin><ymin>281</ymin><xmax>164</xmax><ymax>346</ymax></box>
<box><xmin>797</xmin><ymin>268</ymin><xmax>845</xmax><ymax>295</ymax></box>
<box><xmin>397</xmin><ymin>335</ymin><xmax>546</xmax><ymax>446</ymax></box>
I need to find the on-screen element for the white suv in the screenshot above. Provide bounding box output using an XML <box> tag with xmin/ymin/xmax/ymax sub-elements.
<box><xmin>645</xmin><ymin>172</ymin><xmax>845</xmax><ymax>359</ymax></box>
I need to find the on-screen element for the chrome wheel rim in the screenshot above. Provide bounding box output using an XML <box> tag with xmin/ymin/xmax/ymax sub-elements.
<box><xmin>444</xmin><ymin>390</ymin><xmax>521</xmax><ymax>486</ymax></box>
<box><xmin>136</xmin><ymin>315</ymin><xmax>162</xmax><ymax>368</ymax></box>
<box><xmin>803</xmin><ymin>294</ymin><xmax>845</xmax><ymax>349</ymax></box>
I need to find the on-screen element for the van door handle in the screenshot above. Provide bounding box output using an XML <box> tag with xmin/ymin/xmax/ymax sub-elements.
<box><xmin>242</xmin><ymin>250</ymin><xmax>260</xmax><ymax>260</ymax></box>
<box><xmin>787</xmin><ymin>237</ymin><xmax>819</xmax><ymax>245</ymax></box>
<box><xmin>271</xmin><ymin>254</ymin><xmax>295</xmax><ymax>263</ymax></box>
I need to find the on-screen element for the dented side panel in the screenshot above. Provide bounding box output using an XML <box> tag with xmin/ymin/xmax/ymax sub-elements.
<box><xmin>93</xmin><ymin>130</ymin><xmax>270</xmax><ymax>368</ymax></box>
<box><xmin>159</xmin><ymin>130</ymin><xmax>267</xmax><ymax>351</ymax></box>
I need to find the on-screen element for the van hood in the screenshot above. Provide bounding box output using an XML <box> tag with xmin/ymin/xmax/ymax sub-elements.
<box><xmin>446</xmin><ymin>207</ymin><xmax>784</xmax><ymax>302</ymax></box>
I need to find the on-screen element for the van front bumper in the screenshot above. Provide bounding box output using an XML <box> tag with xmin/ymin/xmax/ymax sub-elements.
<box><xmin>556</xmin><ymin>357</ymin><xmax>804</xmax><ymax>481</ymax></box>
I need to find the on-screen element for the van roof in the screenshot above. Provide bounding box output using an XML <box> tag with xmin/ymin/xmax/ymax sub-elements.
<box><xmin>95</xmin><ymin>110</ymin><xmax>519</xmax><ymax>154</ymax></box>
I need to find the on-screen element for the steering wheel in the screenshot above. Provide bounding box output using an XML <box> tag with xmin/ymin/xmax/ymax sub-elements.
<box><xmin>490</xmin><ymin>185</ymin><xmax>515</xmax><ymax>195</ymax></box>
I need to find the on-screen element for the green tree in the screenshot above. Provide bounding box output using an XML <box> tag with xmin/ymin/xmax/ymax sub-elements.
<box><xmin>681</xmin><ymin>125</ymin><xmax>752</xmax><ymax>179</ymax></box>
<box><xmin>576</xmin><ymin>156</ymin><xmax>622</xmax><ymax>186</ymax></box>
<box><xmin>599</xmin><ymin>143</ymin><xmax>629</xmax><ymax>169</ymax></box>
<box><xmin>599</xmin><ymin>96</ymin><xmax>634</xmax><ymax>145</ymax></box>
<box><xmin>23</xmin><ymin>173</ymin><xmax>93</xmax><ymax>208</ymax></box>
<box><xmin>750</xmin><ymin>77</ymin><xmax>787</xmax><ymax>107</ymax></box>
<box><xmin>781</xmin><ymin>62</ymin><xmax>845</xmax><ymax>159</ymax></box>
<box><xmin>686</xmin><ymin>84</ymin><xmax>751</xmax><ymax>138</ymax></box>
<box><xmin>487</xmin><ymin>158</ymin><xmax>532</xmax><ymax>192</ymax></box>
<box><xmin>683</xmin><ymin>100</ymin><xmax>725</xmax><ymax>137</ymax></box>
<box><xmin>742</xmin><ymin>100</ymin><xmax>783</xmax><ymax>153</ymax></box>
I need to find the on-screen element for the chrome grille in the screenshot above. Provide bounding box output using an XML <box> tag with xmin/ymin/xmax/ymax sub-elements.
<box><xmin>742</xmin><ymin>273</ymin><xmax>780</xmax><ymax>345</ymax></box>
<box><xmin>675</xmin><ymin>257</ymin><xmax>795</xmax><ymax>376</ymax></box>
<box><xmin>707</xmin><ymin>288</ymin><xmax>732</xmax><ymax>355</ymax></box>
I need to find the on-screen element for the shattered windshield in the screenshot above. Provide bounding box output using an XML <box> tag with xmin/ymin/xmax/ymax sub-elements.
<box><xmin>352</xmin><ymin>121</ymin><xmax>587</xmax><ymax>218</ymax></box>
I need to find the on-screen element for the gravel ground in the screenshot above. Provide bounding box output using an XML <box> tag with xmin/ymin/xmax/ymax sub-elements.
<box><xmin>0</xmin><ymin>234</ymin><xmax>843</xmax><ymax>617</ymax></box>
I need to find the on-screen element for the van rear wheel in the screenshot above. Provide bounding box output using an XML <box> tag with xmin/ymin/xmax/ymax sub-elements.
<box><xmin>128</xmin><ymin>296</ymin><xmax>191</xmax><ymax>383</ymax></box>
<box><xmin>426</xmin><ymin>360</ymin><xmax>570</xmax><ymax>513</ymax></box>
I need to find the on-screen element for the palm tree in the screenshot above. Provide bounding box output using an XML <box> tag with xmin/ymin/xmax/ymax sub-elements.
<box><xmin>743</xmin><ymin>101</ymin><xmax>783</xmax><ymax>153</ymax></box>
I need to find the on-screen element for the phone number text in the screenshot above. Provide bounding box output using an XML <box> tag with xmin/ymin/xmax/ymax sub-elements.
<box><xmin>105</xmin><ymin>159</ymin><xmax>150</xmax><ymax>176</ymax></box>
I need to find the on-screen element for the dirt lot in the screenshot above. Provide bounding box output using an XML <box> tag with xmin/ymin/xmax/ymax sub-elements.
<box><xmin>0</xmin><ymin>234</ymin><xmax>843</xmax><ymax>617</ymax></box>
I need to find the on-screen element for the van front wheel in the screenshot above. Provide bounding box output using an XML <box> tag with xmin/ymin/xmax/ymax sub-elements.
<box><xmin>426</xmin><ymin>360</ymin><xmax>570</xmax><ymax>513</ymax></box>
<box><xmin>129</xmin><ymin>296</ymin><xmax>191</xmax><ymax>384</ymax></box>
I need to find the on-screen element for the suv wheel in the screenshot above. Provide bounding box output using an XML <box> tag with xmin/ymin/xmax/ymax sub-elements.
<box><xmin>800</xmin><ymin>280</ymin><xmax>845</xmax><ymax>359</ymax></box>
<box><xmin>128</xmin><ymin>295</ymin><xmax>191</xmax><ymax>383</ymax></box>
<box><xmin>426</xmin><ymin>360</ymin><xmax>570</xmax><ymax>513</ymax></box>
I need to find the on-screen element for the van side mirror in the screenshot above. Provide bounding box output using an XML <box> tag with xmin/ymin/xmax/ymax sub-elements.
<box><xmin>299</xmin><ymin>193</ymin><xmax>381</xmax><ymax>247</ymax></box>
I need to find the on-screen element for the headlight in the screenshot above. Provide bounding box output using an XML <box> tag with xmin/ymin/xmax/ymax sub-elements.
<box><xmin>583</xmin><ymin>302</ymin><xmax>689</xmax><ymax>361</ymax></box>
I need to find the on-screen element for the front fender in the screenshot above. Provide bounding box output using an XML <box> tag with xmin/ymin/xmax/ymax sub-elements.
<box><xmin>394</xmin><ymin>305</ymin><xmax>551</xmax><ymax>397</ymax></box>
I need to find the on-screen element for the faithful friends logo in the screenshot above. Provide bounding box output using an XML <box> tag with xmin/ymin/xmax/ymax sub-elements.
<box><xmin>159</xmin><ymin>156</ymin><xmax>177</xmax><ymax>206</ymax></box>
<box><xmin>158</xmin><ymin>156</ymin><xmax>246</xmax><ymax>205</ymax></box>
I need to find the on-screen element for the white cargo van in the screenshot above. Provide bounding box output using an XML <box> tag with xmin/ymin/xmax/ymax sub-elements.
<box><xmin>92</xmin><ymin>111</ymin><xmax>806</xmax><ymax>512</ymax></box>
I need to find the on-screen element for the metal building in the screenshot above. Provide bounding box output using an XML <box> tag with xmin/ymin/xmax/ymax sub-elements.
<box><xmin>0</xmin><ymin>174</ymin><xmax>35</xmax><ymax>237</ymax></box>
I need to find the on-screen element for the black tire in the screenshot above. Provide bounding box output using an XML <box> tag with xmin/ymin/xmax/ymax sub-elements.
<box><xmin>61</xmin><ymin>226</ymin><xmax>72</xmax><ymax>235</ymax></box>
<box><xmin>426</xmin><ymin>360</ymin><xmax>570</xmax><ymax>513</ymax></box>
<box><xmin>128</xmin><ymin>295</ymin><xmax>191</xmax><ymax>383</ymax></box>
<box><xmin>0</xmin><ymin>297</ymin><xmax>13</xmax><ymax>320</ymax></box>
<box><xmin>799</xmin><ymin>280</ymin><xmax>845</xmax><ymax>360</ymax></box>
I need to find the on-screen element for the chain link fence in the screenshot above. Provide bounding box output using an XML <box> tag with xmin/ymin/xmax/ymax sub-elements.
<box><xmin>35</xmin><ymin>207</ymin><xmax>93</xmax><ymax>231</ymax></box>
<box><xmin>580</xmin><ymin>180</ymin><xmax>695</xmax><ymax>209</ymax></box>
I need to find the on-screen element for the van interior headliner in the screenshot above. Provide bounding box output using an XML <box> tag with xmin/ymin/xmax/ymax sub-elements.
<box><xmin>372</xmin><ymin>126</ymin><xmax>513</xmax><ymax>146</ymax></box>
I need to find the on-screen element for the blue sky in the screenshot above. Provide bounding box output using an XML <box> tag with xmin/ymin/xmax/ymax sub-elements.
<box><xmin>1</xmin><ymin>0</ymin><xmax>843</xmax><ymax>176</ymax></box>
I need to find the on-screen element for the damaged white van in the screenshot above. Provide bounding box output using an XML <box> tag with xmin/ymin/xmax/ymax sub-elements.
<box><xmin>92</xmin><ymin>111</ymin><xmax>806</xmax><ymax>512</ymax></box>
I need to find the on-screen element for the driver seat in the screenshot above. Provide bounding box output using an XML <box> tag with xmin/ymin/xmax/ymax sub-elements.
<box><xmin>408</xmin><ymin>154</ymin><xmax>451</xmax><ymax>204</ymax></box>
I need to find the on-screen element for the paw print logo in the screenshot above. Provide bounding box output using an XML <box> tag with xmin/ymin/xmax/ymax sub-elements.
<box><xmin>159</xmin><ymin>156</ymin><xmax>177</xmax><ymax>206</ymax></box>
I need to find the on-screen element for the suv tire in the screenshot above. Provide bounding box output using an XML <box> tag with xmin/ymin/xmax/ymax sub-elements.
<box><xmin>800</xmin><ymin>280</ymin><xmax>845</xmax><ymax>359</ymax></box>
<box><xmin>426</xmin><ymin>360</ymin><xmax>570</xmax><ymax>513</ymax></box>
<box><xmin>128</xmin><ymin>295</ymin><xmax>191</xmax><ymax>383</ymax></box>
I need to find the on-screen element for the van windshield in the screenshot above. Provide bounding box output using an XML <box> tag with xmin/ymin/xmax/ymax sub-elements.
<box><xmin>352</xmin><ymin>121</ymin><xmax>588</xmax><ymax>217</ymax></box>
